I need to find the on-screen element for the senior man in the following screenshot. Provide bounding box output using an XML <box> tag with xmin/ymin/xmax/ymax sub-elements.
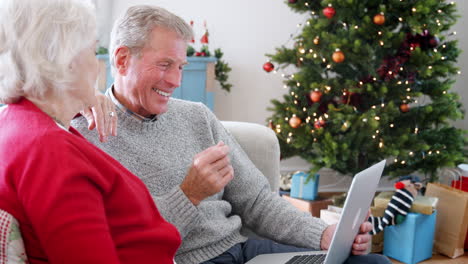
<box><xmin>73</xmin><ymin>5</ymin><xmax>391</xmax><ymax>264</ymax></box>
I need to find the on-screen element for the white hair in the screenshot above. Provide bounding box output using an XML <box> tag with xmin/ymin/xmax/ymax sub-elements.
<box><xmin>0</xmin><ymin>0</ymin><xmax>97</xmax><ymax>104</ymax></box>
<box><xmin>109</xmin><ymin>5</ymin><xmax>193</xmax><ymax>76</ymax></box>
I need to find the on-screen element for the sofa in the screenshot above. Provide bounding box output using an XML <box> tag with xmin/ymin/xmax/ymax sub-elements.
<box><xmin>0</xmin><ymin>121</ymin><xmax>281</xmax><ymax>262</ymax></box>
<box><xmin>221</xmin><ymin>121</ymin><xmax>281</xmax><ymax>192</ymax></box>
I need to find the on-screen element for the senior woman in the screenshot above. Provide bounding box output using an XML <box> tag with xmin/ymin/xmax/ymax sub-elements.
<box><xmin>0</xmin><ymin>0</ymin><xmax>180</xmax><ymax>263</ymax></box>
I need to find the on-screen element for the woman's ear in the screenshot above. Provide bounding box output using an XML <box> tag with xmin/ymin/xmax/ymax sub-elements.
<box><xmin>114</xmin><ymin>46</ymin><xmax>131</xmax><ymax>75</ymax></box>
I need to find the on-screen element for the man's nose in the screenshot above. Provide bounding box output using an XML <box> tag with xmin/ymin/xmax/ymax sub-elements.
<box><xmin>165</xmin><ymin>67</ymin><xmax>182</xmax><ymax>88</ymax></box>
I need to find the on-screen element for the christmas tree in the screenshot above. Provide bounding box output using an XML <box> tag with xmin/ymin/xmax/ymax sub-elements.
<box><xmin>266</xmin><ymin>0</ymin><xmax>466</xmax><ymax>182</ymax></box>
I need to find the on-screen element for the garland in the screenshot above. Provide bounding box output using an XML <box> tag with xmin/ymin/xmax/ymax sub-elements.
<box><xmin>187</xmin><ymin>45</ymin><xmax>232</xmax><ymax>92</ymax></box>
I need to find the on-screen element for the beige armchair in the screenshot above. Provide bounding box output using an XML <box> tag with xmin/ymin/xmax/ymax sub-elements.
<box><xmin>222</xmin><ymin>121</ymin><xmax>282</xmax><ymax>238</ymax></box>
<box><xmin>221</xmin><ymin>121</ymin><xmax>281</xmax><ymax>193</ymax></box>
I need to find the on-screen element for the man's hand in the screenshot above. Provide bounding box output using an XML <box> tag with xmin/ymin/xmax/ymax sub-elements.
<box><xmin>180</xmin><ymin>142</ymin><xmax>234</xmax><ymax>206</ymax></box>
<box><xmin>320</xmin><ymin>221</ymin><xmax>372</xmax><ymax>255</ymax></box>
<box><xmin>351</xmin><ymin>221</ymin><xmax>372</xmax><ymax>255</ymax></box>
<box><xmin>320</xmin><ymin>224</ymin><xmax>335</xmax><ymax>250</ymax></box>
<box><xmin>80</xmin><ymin>92</ymin><xmax>117</xmax><ymax>142</ymax></box>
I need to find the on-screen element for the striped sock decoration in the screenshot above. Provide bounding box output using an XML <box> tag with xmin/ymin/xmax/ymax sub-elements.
<box><xmin>368</xmin><ymin>188</ymin><xmax>414</xmax><ymax>235</ymax></box>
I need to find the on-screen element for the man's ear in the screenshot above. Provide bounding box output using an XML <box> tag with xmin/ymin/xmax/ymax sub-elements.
<box><xmin>114</xmin><ymin>46</ymin><xmax>131</xmax><ymax>75</ymax></box>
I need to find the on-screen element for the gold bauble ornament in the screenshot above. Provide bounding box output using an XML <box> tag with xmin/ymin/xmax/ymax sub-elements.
<box><xmin>313</xmin><ymin>37</ymin><xmax>320</xmax><ymax>45</ymax></box>
<box><xmin>373</xmin><ymin>13</ymin><xmax>385</xmax><ymax>25</ymax></box>
<box><xmin>332</xmin><ymin>50</ymin><xmax>345</xmax><ymax>63</ymax></box>
<box><xmin>289</xmin><ymin>116</ymin><xmax>302</xmax><ymax>128</ymax></box>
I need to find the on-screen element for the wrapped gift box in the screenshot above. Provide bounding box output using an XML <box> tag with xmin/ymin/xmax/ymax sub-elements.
<box><xmin>282</xmin><ymin>194</ymin><xmax>333</xmax><ymax>217</ymax></box>
<box><xmin>383</xmin><ymin>211</ymin><xmax>436</xmax><ymax>264</ymax></box>
<box><xmin>370</xmin><ymin>206</ymin><xmax>385</xmax><ymax>253</ymax></box>
<box><xmin>290</xmin><ymin>172</ymin><xmax>319</xmax><ymax>200</ymax></box>
<box><xmin>374</xmin><ymin>191</ymin><xmax>438</xmax><ymax>215</ymax></box>
<box><xmin>320</xmin><ymin>205</ymin><xmax>342</xmax><ymax>225</ymax></box>
<box><xmin>451</xmin><ymin>176</ymin><xmax>468</xmax><ymax>250</ymax></box>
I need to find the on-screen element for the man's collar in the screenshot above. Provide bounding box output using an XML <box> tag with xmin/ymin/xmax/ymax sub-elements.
<box><xmin>106</xmin><ymin>85</ymin><xmax>158</xmax><ymax>122</ymax></box>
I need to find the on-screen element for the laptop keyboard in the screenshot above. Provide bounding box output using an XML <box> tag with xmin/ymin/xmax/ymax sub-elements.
<box><xmin>285</xmin><ymin>254</ymin><xmax>326</xmax><ymax>264</ymax></box>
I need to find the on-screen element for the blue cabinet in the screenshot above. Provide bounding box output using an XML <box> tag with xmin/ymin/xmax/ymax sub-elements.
<box><xmin>96</xmin><ymin>54</ymin><xmax>113</xmax><ymax>91</ymax></box>
<box><xmin>97</xmin><ymin>55</ymin><xmax>217</xmax><ymax>110</ymax></box>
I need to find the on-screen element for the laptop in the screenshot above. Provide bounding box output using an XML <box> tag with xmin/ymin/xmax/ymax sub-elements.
<box><xmin>246</xmin><ymin>160</ymin><xmax>386</xmax><ymax>264</ymax></box>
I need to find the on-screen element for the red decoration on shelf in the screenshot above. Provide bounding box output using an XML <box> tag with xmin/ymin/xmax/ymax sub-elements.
<box><xmin>263</xmin><ymin>62</ymin><xmax>275</xmax><ymax>73</ymax></box>
<box><xmin>289</xmin><ymin>116</ymin><xmax>302</xmax><ymax>128</ymax></box>
<box><xmin>323</xmin><ymin>6</ymin><xmax>336</xmax><ymax>19</ymax></box>
<box><xmin>400</xmin><ymin>103</ymin><xmax>410</xmax><ymax>113</ymax></box>
<box><xmin>332</xmin><ymin>50</ymin><xmax>345</xmax><ymax>63</ymax></box>
<box><xmin>190</xmin><ymin>20</ymin><xmax>195</xmax><ymax>43</ymax></box>
<box><xmin>200</xmin><ymin>31</ymin><xmax>209</xmax><ymax>44</ymax></box>
<box><xmin>373</xmin><ymin>13</ymin><xmax>385</xmax><ymax>25</ymax></box>
<box><xmin>314</xmin><ymin>119</ymin><xmax>325</xmax><ymax>129</ymax></box>
<box><xmin>309</xmin><ymin>90</ymin><xmax>322</xmax><ymax>103</ymax></box>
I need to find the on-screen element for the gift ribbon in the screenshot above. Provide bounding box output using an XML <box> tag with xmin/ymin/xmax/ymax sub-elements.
<box><xmin>298</xmin><ymin>176</ymin><xmax>304</xmax><ymax>198</ymax></box>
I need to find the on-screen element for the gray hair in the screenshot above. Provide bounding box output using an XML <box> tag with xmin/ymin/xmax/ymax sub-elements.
<box><xmin>0</xmin><ymin>0</ymin><xmax>97</xmax><ymax>104</ymax></box>
<box><xmin>109</xmin><ymin>5</ymin><xmax>193</xmax><ymax>75</ymax></box>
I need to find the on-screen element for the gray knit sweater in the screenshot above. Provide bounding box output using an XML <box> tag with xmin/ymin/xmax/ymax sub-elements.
<box><xmin>72</xmin><ymin>97</ymin><xmax>328</xmax><ymax>264</ymax></box>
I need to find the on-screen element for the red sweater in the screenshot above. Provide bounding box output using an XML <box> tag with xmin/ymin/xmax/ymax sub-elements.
<box><xmin>0</xmin><ymin>98</ymin><xmax>181</xmax><ymax>263</ymax></box>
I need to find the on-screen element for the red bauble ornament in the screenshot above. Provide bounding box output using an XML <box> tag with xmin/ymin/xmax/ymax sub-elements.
<box><xmin>400</xmin><ymin>103</ymin><xmax>410</xmax><ymax>113</ymax></box>
<box><xmin>263</xmin><ymin>62</ymin><xmax>275</xmax><ymax>73</ymax></box>
<box><xmin>288</xmin><ymin>0</ymin><xmax>298</xmax><ymax>3</ymax></box>
<box><xmin>289</xmin><ymin>116</ymin><xmax>302</xmax><ymax>128</ymax></box>
<box><xmin>309</xmin><ymin>90</ymin><xmax>322</xmax><ymax>103</ymax></box>
<box><xmin>195</xmin><ymin>52</ymin><xmax>202</xmax><ymax>56</ymax></box>
<box><xmin>323</xmin><ymin>6</ymin><xmax>336</xmax><ymax>19</ymax></box>
<box><xmin>314</xmin><ymin>119</ymin><xmax>325</xmax><ymax>129</ymax></box>
<box><xmin>373</xmin><ymin>13</ymin><xmax>385</xmax><ymax>25</ymax></box>
<box><xmin>332</xmin><ymin>50</ymin><xmax>345</xmax><ymax>63</ymax></box>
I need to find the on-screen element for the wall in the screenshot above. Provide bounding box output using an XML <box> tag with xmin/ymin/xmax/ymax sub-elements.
<box><xmin>102</xmin><ymin>0</ymin><xmax>466</xmax><ymax>181</ymax></box>
<box><xmin>452</xmin><ymin>0</ymin><xmax>468</xmax><ymax>130</ymax></box>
